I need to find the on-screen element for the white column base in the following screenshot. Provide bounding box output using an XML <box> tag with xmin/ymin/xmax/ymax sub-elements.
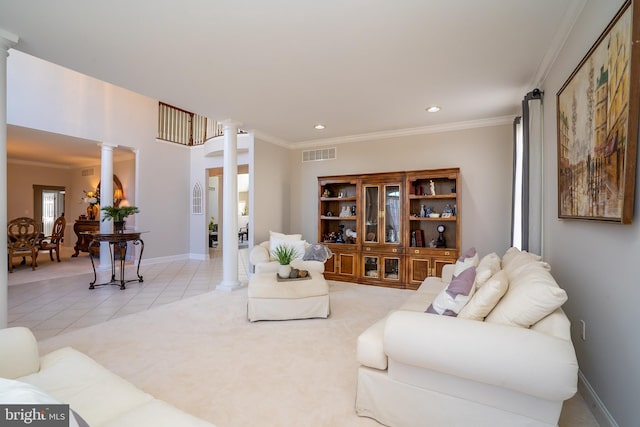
<box><xmin>216</xmin><ymin>280</ymin><xmax>243</xmax><ymax>292</ymax></box>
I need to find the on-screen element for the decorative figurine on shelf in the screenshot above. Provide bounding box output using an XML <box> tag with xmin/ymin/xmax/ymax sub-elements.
<box><xmin>429</xmin><ymin>180</ymin><xmax>436</xmax><ymax>196</ymax></box>
<box><xmin>420</xmin><ymin>204</ymin><xmax>426</xmax><ymax>218</ymax></box>
<box><xmin>335</xmin><ymin>225</ymin><xmax>345</xmax><ymax>243</ymax></box>
<box><xmin>426</xmin><ymin>206</ymin><xmax>433</xmax><ymax>216</ymax></box>
<box><xmin>345</xmin><ymin>228</ymin><xmax>357</xmax><ymax>244</ymax></box>
<box><xmin>339</xmin><ymin>206</ymin><xmax>351</xmax><ymax>217</ymax></box>
<box><xmin>443</xmin><ymin>204</ymin><xmax>453</xmax><ymax>214</ymax></box>
<box><xmin>351</xmin><ymin>205</ymin><xmax>356</xmax><ymax>215</ymax></box>
<box><xmin>387</xmin><ymin>226</ymin><xmax>397</xmax><ymax>243</ymax></box>
<box><xmin>322</xmin><ymin>189</ymin><xmax>331</xmax><ymax>198</ymax></box>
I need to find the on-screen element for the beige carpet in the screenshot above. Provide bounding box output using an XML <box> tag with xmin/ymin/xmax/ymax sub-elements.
<box><xmin>38</xmin><ymin>281</ymin><xmax>598</xmax><ymax>427</ymax></box>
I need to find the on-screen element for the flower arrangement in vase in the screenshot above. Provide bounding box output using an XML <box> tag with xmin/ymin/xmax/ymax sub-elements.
<box><xmin>82</xmin><ymin>190</ymin><xmax>100</xmax><ymax>220</ymax></box>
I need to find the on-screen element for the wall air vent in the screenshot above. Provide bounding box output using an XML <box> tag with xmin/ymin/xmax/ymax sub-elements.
<box><xmin>81</xmin><ymin>168</ymin><xmax>94</xmax><ymax>177</ymax></box>
<box><xmin>302</xmin><ymin>147</ymin><xmax>336</xmax><ymax>162</ymax></box>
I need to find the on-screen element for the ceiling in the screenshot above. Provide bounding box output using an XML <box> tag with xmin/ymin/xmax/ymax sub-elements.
<box><xmin>0</xmin><ymin>0</ymin><xmax>585</xmax><ymax>166</ymax></box>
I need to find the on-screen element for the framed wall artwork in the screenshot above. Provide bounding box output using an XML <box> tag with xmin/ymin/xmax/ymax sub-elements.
<box><xmin>556</xmin><ymin>0</ymin><xmax>639</xmax><ymax>224</ymax></box>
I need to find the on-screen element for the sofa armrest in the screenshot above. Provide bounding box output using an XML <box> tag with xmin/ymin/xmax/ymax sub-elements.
<box><xmin>0</xmin><ymin>327</ymin><xmax>40</xmax><ymax>379</ymax></box>
<box><xmin>383</xmin><ymin>311</ymin><xmax>578</xmax><ymax>401</ymax></box>
<box><xmin>249</xmin><ymin>242</ymin><xmax>270</xmax><ymax>265</ymax></box>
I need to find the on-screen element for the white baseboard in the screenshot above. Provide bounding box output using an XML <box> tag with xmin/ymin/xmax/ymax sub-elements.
<box><xmin>138</xmin><ymin>253</ymin><xmax>191</xmax><ymax>266</ymax></box>
<box><xmin>189</xmin><ymin>253</ymin><xmax>209</xmax><ymax>261</ymax></box>
<box><xmin>578</xmin><ymin>370</ymin><xmax>618</xmax><ymax>427</ymax></box>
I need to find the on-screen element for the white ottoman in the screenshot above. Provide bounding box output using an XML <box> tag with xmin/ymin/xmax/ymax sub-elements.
<box><xmin>247</xmin><ymin>271</ymin><xmax>330</xmax><ymax>321</ymax></box>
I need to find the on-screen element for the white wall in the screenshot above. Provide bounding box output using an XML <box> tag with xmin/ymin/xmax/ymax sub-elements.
<box><xmin>290</xmin><ymin>124</ymin><xmax>513</xmax><ymax>256</ymax></box>
<box><xmin>252</xmin><ymin>138</ymin><xmax>291</xmax><ymax>244</ymax></box>
<box><xmin>541</xmin><ymin>1</ymin><xmax>637</xmax><ymax>425</ymax></box>
<box><xmin>7</xmin><ymin>50</ymin><xmax>191</xmax><ymax>260</ymax></box>
<box><xmin>7</xmin><ymin>162</ymin><xmax>71</xmax><ymax>220</ymax></box>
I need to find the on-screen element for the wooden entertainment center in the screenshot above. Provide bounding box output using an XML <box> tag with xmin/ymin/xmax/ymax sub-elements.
<box><xmin>318</xmin><ymin>168</ymin><xmax>460</xmax><ymax>289</ymax></box>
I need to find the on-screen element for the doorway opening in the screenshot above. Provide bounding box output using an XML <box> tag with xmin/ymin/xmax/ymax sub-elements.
<box><xmin>33</xmin><ymin>185</ymin><xmax>65</xmax><ymax>235</ymax></box>
<box><xmin>207</xmin><ymin>164</ymin><xmax>249</xmax><ymax>251</ymax></box>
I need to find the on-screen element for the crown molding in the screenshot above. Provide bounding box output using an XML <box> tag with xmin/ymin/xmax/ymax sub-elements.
<box><xmin>293</xmin><ymin>115</ymin><xmax>515</xmax><ymax>149</ymax></box>
<box><xmin>7</xmin><ymin>158</ymin><xmax>71</xmax><ymax>169</ymax></box>
<box><xmin>252</xmin><ymin>130</ymin><xmax>291</xmax><ymax>148</ymax></box>
<box><xmin>530</xmin><ymin>0</ymin><xmax>587</xmax><ymax>87</ymax></box>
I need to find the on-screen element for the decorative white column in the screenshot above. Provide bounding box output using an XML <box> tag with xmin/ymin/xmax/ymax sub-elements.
<box><xmin>99</xmin><ymin>143</ymin><xmax>116</xmax><ymax>269</ymax></box>
<box><xmin>0</xmin><ymin>29</ymin><xmax>18</xmax><ymax>328</ymax></box>
<box><xmin>217</xmin><ymin>120</ymin><xmax>242</xmax><ymax>291</ymax></box>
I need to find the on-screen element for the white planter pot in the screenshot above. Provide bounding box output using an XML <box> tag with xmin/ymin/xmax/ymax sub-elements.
<box><xmin>278</xmin><ymin>264</ymin><xmax>292</xmax><ymax>279</ymax></box>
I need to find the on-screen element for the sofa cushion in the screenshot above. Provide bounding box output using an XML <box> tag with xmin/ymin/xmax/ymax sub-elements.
<box><xmin>18</xmin><ymin>347</ymin><xmax>154</xmax><ymax>427</ymax></box>
<box><xmin>0</xmin><ymin>378</ymin><xmax>87</xmax><ymax>427</ymax></box>
<box><xmin>458</xmin><ymin>269</ymin><xmax>509</xmax><ymax>321</ymax></box>
<box><xmin>485</xmin><ymin>263</ymin><xmax>567</xmax><ymax>328</ymax></box>
<box><xmin>501</xmin><ymin>247</ymin><xmax>547</xmax><ymax>274</ymax></box>
<box><xmin>475</xmin><ymin>252</ymin><xmax>501</xmax><ymax>287</ymax></box>
<box><xmin>426</xmin><ymin>267</ymin><xmax>476</xmax><ymax>316</ymax></box>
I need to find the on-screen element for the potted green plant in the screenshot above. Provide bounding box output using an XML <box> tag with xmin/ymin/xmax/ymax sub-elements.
<box><xmin>272</xmin><ymin>244</ymin><xmax>298</xmax><ymax>278</ymax></box>
<box><xmin>101</xmin><ymin>205</ymin><xmax>140</xmax><ymax>232</ymax></box>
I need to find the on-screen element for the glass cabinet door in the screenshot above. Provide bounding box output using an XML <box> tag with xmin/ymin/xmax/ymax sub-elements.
<box><xmin>383</xmin><ymin>257</ymin><xmax>400</xmax><ymax>280</ymax></box>
<box><xmin>364</xmin><ymin>256</ymin><xmax>379</xmax><ymax>278</ymax></box>
<box><xmin>384</xmin><ymin>185</ymin><xmax>401</xmax><ymax>244</ymax></box>
<box><xmin>364</xmin><ymin>185</ymin><xmax>379</xmax><ymax>243</ymax></box>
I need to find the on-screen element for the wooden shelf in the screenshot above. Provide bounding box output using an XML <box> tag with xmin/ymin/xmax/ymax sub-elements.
<box><xmin>408</xmin><ymin>193</ymin><xmax>457</xmax><ymax>199</ymax></box>
<box><xmin>320</xmin><ymin>196</ymin><xmax>357</xmax><ymax>201</ymax></box>
<box><xmin>409</xmin><ymin>216</ymin><xmax>457</xmax><ymax>221</ymax></box>
<box><xmin>320</xmin><ymin>215</ymin><xmax>357</xmax><ymax>220</ymax></box>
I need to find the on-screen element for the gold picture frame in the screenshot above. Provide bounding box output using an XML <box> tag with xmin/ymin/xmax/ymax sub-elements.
<box><xmin>557</xmin><ymin>0</ymin><xmax>639</xmax><ymax>224</ymax></box>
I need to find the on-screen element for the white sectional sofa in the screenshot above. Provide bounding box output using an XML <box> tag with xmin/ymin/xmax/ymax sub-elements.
<box><xmin>0</xmin><ymin>327</ymin><xmax>215</xmax><ymax>427</ymax></box>
<box><xmin>356</xmin><ymin>247</ymin><xmax>579</xmax><ymax>427</ymax></box>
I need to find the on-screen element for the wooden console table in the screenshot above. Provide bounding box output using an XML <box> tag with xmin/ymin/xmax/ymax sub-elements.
<box><xmin>87</xmin><ymin>231</ymin><xmax>146</xmax><ymax>290</ymax></box>
<box><xmin>72</xmin><ymin>220</ymin><xmax>100</xmax><ymax>257</ymax></box>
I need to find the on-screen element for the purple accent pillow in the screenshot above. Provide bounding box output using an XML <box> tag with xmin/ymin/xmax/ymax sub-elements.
<box><xmin>446</xmin><ymin>267</ymin><xmax>476</xmax><ymax>297</ymax></box>
<box><xmin>458</xmin><ymin>247</ymin><xmax>477</xmax><ymax>261</ymax></box>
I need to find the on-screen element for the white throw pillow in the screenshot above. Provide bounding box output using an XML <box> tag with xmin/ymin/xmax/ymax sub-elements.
<box><xmin>269</xmin><ymin>239</ymin><xmax>306</xmax><ymax>261</ymax></box>
<box><xmin>485</xmin><ymin>263</ymin><xmax>567</xmax><ymax>328</ymax></box>
<box><xmin>475</xmin><ymin>252</ymin><xmax>501</xmax><ymax>287</ymax></box>
<box><xmin>458</xmin><ymin>269</ymin><xmax>509</xmax><ymax>321</ymax></box>
<box><xmin>269</xmin><ymin>231</ymin><xmax>302</xmax><ymax>241</ymax></box>
<box><xmin>269</xmin><ymin>231</ymin><xmax>304</xmax><ymax>261</ymax></box>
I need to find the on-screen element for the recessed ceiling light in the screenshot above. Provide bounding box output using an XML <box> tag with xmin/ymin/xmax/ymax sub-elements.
<box><xmin>314</xmin><ymin>124</ymin><xmax>326</xmax><ymax>130</ymax></box>
<box><xmin>426</xmin><ymin>106</ymin><xmax>441</xmax><ymax>113</ymax></box>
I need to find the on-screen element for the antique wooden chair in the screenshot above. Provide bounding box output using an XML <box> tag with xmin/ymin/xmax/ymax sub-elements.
<box><xmin>7</xmin><ymin>217</ymin><xmax>40</xmax><ymax>273</ymax></box>
<box><xmin>39</xmin><ymin>215</ymin><xmax>66</xmax><ymax>262</ymax></box>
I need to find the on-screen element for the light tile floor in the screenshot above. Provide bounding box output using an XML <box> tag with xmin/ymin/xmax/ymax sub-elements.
<box><xmin>8</xmin><ymin>246</ymin><xmax>249</xmax><ymax>340</ymax></box>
